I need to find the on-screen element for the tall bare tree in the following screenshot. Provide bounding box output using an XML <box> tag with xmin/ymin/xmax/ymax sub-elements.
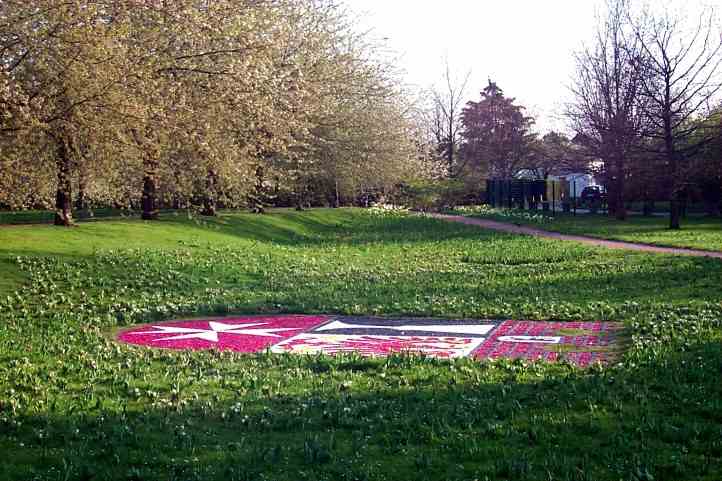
<box><xmin>631</xmin><ymin>5</ymin><xmax>722</xmax><ymax>229</ymax></box>
<box><xmin>568</xmin><ymin>0</ymin><xmax>647</xmax><ymax>220</ymax></box>
<box><xmin>429</xmin><ymin>57</ymin><xmax>471</xmax><ymax>177</ymax></box>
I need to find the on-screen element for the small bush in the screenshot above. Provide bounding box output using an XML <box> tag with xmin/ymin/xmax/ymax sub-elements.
<box><xmin>397</xmin><ymin>179</ymin><xmax>484</xmax><ymax>211</ymax></box>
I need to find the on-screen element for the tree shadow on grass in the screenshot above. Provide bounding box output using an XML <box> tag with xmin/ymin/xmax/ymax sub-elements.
<box><xmin>154</xmin><ymin>209</ymin><xmax>501</xmax><ymax>242</ymax></box>
<box><xmin>1</xmin><ymin>210</ymin><xmax>496</xmax><ymax>260</ymax></box>
<box><xmin>160</xmin><ymin>210</ymin><xmax>507</xmax><ymax>248</ymax></box>
<box><xmin>2</xmin><ymin>341</ymin><xmax>721</xmax><ymax>481</ymax></box>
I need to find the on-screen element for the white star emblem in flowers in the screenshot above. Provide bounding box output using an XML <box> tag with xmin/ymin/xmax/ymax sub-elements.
<box><xmin>129</xmin><ymin>321</ymin><xmax>301</xmax><ymax>343</ymax></box>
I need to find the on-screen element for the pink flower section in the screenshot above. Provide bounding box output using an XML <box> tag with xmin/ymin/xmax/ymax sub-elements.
<box><xmin>472</xmin><ymin>320</ymin><xmax>620</xmax><ymax>366</ymax></box>
<box><xmin>117</xmin><ymin>315</ymin><xmax>328</xmax><ymax>353</ymax></box>
<box><xmin>272</xmin><ymin>334</ymin><xmax>482</xmax><ymax>358</ymax></box>
<box><xmin>116</xmin><ymin>316</ymin><xmax>622</xmax><ymax>366</ymax></box>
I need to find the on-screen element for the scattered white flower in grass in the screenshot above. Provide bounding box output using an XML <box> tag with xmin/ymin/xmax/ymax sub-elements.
<box><xmin>366</xmin><ymin>204</ymin><xmax>410</xmax><ymax>217</ymax></box>
<box><xmin>453</xmin><ymin>205</ymin><xmax>553</xmax><ymax>224</ymax></box>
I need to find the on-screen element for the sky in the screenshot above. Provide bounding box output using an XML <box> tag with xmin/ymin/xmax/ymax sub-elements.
<box><xmin>343</xmin><ymin>0</ymin><xmax>720</xmax><ymax>134</ymax></box>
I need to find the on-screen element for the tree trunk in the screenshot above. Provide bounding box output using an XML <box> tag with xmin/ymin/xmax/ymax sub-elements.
<box><xmin>333</xmin><ymin>180</ymin><xmax>340</xmax><ymax>208</ymax></box>
<box><xmin>54</xmin><ymin>140</ymin><xmax>73</xmax><ymax>227</ymax></box>
<box><xmin>250</xmin><ymin>165</ymin><xmax>266</xmax><ymax>214</ymax></box>
<box><xmin>76</xmin><ymin>166</ymin><xmax>88</xmax><ymax>219</ymax></box>
<box><xmin>76</xmin><ymin>180</ymin><xmax>86</xmax><ymax>212</ymax></box>
<box><xmin>295</xmin><ymin>177</ymin><xmax>306</xmax><ymax>211</ymax></box>
<box><xmin>667</xmin><ymin>161</ymin><xmax>681</xmax><ymax>230</ymax></box>
<box><xmin>615</xmin><ymin>160</ymin><xmax>627</xmax><ymax>221</ymax></box>
<box><xmin>201</xmin><ymin>169</ymin><xmax>217</xmax><ymax>216</ymax></box>
<box><xmin>663</xmin><ymin>85</ymin><xmax>680</xmax><ymax>230</ymax></box>
<box><xmin>670</xmin><ymin>195</ymin><xmax>681</xmax><ymax>230</ymax></box>
<box><xmin>680</xmin><ymin>187</ymin><xmax>689</xmax><ymax>218</ymax></box>
<box><xmin>201</xmin><ymin>196</ymin><xmax>216</xmax><ymax>216</ymax></box>
<box><xmin>133</xmin><ymin>128</ymin><xmax>159</xmax><ymax>221</ymax></box>
<box><xmin>607</xmin><ymin>178</ymin><xmax>618</xmax><ymax>218</ymax></box>
<box><xmin>141</xmin><ymin>173</ymin><xmax>158</xmax><ymax>220</ymax></box>
<box><xmin>447</xmin><ymin>107</ymin><xmax>454</xmax><ymax>177</ymax></box>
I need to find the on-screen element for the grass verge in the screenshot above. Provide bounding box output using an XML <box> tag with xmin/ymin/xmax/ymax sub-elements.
<box><xmin>453</xmin><ymin>205</ymin><xmax>722</xmax><ymax>252</ymax></box>
<box><xmin>1</xmin><ymin>208</ymin><xmax>721</xmax><ymax>480</ymax></box>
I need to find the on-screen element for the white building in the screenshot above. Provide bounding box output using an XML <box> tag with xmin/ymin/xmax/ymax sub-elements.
<box><xmin>563</xmin><ymin>173</ymin><xmax>597</xmax><ymax>198</ymax></box>
<box><xmin>514</xmin><ymin>170</ymin><xmax>599</xmax><ymax>199</ymax></box>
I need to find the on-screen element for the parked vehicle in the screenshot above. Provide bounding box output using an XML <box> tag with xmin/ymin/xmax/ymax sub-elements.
<box><xmin>580</xmin><ymin>185</ymin><xmax>606</xmax><ymax>204</ymax></box>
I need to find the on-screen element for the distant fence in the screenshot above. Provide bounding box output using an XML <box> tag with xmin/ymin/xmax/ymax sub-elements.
<box><xmin>486</xmin><ymin>179</ymin><xmax>576</xmax><ymax>213</ymax></box>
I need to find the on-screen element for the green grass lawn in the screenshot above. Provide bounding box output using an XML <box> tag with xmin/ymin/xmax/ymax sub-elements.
<box><xmin>456</xmin><ymin>206</ymin><xmax>722</xmax><ymax>252</ymax></box>
<box><xmin>1</xmin><ymin>208</ymin><xmax>721</xmax><ymax>480</ymax></box>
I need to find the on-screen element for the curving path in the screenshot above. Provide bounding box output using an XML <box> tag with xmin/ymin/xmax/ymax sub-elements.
<box><xmin>432</xmin><ymin>214</ymin><xmax>722</xmax><ymax>259</ymax></box>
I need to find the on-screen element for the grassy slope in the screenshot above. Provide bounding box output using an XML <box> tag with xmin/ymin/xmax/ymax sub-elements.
<box><xmin>0</xmin><ymin>209</ymin><xmax>342</xmax><ymax>292</ymax></box>
<box><xmin>1</xmin><ymin>208</ymin><xmax>721</xmax><ymax>481</ymax></box>
<box><xmin>461</xmin><ymin>207</ymin><xmax>722</xmax><ymax>252</ymax></box>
